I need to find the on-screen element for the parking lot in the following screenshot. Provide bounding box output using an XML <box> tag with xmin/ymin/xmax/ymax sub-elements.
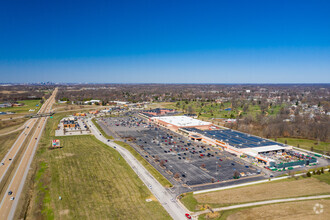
<box><xmin>98</xmin><ymin>116</ymin><xmax>259</xmax><ymax>186</ymax></box>
<box><xmin>55</xmin><ymin>116</ymin><xmax>91</xmax><ymax>136</ymax></box>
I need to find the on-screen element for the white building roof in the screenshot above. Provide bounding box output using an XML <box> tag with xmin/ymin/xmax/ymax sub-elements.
<box><xmin>250</xmin><ymin>145</ymin><xmax>286</xmax><ymax>153</ymax></box>
<box><xmin>153</xmin><ymin>116</ymin><xmax>211</xmax><ymax>127</ymax></box>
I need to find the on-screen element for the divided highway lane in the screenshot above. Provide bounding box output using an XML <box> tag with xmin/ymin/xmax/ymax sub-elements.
<box><xmin>87</xmin><ymin>118</ymin><xmax>189</xmax><ymax>220</ymax></box>
<box><xmin>0</xmin><ymin>88</ymin><xmax>57</xmax><ymax>220</ymax></box>
<box><xmin>0</xmin><ymin>118</ymin><xmax>37</xmax><ymax>183</ymax></box>
<box><xmin>0</xmin><ymin>88</ymin><xmax>56</xmax><ymax>184</ymax></box>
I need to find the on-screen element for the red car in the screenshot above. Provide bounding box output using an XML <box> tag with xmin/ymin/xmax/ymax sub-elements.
<box><xmin>185</xmin><ymin>213</ymin><xmax>191</xmax><ymax>219</ymax></box>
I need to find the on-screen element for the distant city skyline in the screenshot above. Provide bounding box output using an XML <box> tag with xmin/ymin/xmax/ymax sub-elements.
<box><xmin>1</xmin><ymin>0</ymin><xmax>330</xmax><ymax>83</ymax></box>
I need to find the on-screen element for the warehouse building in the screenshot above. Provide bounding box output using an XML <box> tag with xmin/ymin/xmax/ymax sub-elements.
<box><xmin>179</xmin><ymin>127</ymin><xmax>317</xmax><ymax>168</ymax></box>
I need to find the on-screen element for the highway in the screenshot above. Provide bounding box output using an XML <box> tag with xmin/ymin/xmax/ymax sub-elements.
<box><xmin>0</xmin><ymin>88</ymin><xmax>57</xmax><ymax>219</ymax></box>
<box><xmin>0</xmin><ymin>89</ymin><xmax>56</xmax><ymax>183</ymax></box>
<box><xmin>87</xmin><ymin>118</ymin><xmax>189</xmax><ymax>220</ymax></box>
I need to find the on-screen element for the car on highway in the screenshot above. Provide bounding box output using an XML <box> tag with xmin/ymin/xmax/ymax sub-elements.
<box><xmin>9</xmin><ymin>158</ymin><xmax>12</xmax><ymax>161</ymax></box>
<box><xmin>185</xmin><ymin>213</ymin><xmax>191</xmax><ymax>219</ymax></box>
<box><xmin>8</xmin><ymin>191</ymin><xmax>12</xmax><ymax>195</ymax></box>
<box><xmin>10</xmin><ymin>197</ymin><xmax>15</xmax><ymax>200</ymax></box>
<box><xmin>148</xmin><ymin>185</ymin><xmax>152</xmax><ymax>189</ymax></box>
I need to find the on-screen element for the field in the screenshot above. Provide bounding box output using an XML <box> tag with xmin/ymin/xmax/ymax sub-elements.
<box><xmin>0</xmin><ymin>117</ymin><xmax>27</xmax><ymax>134</ymax></box>
<box><xmin>274</xmin><ymin>138</ymin><xmax>330</xmax><ymax>154</ymax></box>
<box><xmin>18</xmin><ymin>112</ymin><xmax>170</xmax><ymax>220</ymax></box>
<box><xmin>0</xmin><ymin>130</ymin><xmax>21</xmax><ymax>161</ymax></box>
<box><xmin>0</xmin><ymin>99</ymin><xmax>42</xmax><ymax>113</ymax></box>
<box><xmin>182</xmin><ymin>176</ymin><xmax>330</xmax><ymax>211</ymax></box>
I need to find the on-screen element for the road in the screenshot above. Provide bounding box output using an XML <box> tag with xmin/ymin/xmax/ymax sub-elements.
<box><xmin>0</xmin><ymin>89</ymin><xmax>57</xmax><ymax>183</ymax></box>
<box><xmin>0</xmin><ymin>88</ymin><xmax>57</xmax><ymax>220</ymax></box>
<box><xmin>87</xmin><ymin>118</ymin><xmax>189</xmax><ymax>220</ymax></box>
<box><xmin>192</xmin><ymin>194</ymin><xmax>330</xmax><ymax>218</ymax></box>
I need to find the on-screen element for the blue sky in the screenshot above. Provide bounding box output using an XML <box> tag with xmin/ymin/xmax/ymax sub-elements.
<box><xmin>0</xmin><ymin>0</ymin><xmax>329</xmax><ymax>83</ymax></box>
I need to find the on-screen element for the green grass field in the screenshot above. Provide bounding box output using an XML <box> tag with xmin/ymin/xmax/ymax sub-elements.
<box><xmin>0</xmin><ymin>99</ymin><xmax>42</xmax><ymax>113</ymax></box>
<box><xmin>114</xmin><ymin>141</ymin><xmax>173</xmax><ymax>188</ymax></box>
<box><xmin>274</xmin><ymin>138</ymin><xmax>330</xmax><ymax>154</ymax></box>
<box><xmin>25</xmin><ymin>113</ymin><xmax>170</xmax><ymax>219</ymax></box>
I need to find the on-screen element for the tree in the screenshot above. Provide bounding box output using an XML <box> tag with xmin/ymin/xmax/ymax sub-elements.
<box><xmin>201</xmin><ymin>164</ymin><xmax>206</xmax><ymax>169</ymax></box>
<box><xmin>174</xmin><ymin>173</ymin><xmax>180</xmax><ymax>179</ymax></box>
<box><xmin>187</xmin><ymin>105</ymin><xmax>194</xmax><ymax>114</ymax></box>
<box><xmin>211</xmin><ymin>178</ymin><xmax>215</xmax><ymax>183</ymax></box>
<box><xmin>233</xmin><ymin>170</ymin><xmax>240</xmax><ymax>179</ymax></box>
<box><xmin>160</xmin><ymin>160</ymin><xmax>165</xmax><ymax>167</ymax></box>
<box><xmin>306</xmin><ymin>172</ymin><xmax>311</xmax><ymax>177</ymax></box>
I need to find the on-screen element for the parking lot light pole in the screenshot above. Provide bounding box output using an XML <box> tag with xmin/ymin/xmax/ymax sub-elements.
<box><xmin>216</xmin><ymin>161</ymin><xmax>218</xmax><ymax>174</ymax></box>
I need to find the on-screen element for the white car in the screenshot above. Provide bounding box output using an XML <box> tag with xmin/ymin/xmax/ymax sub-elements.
<box><xmin>148</xmin><ymin>185</ymin><xmax>152</xmax><ymax>189</ymax></box>
<box><xmin>10</xmin><ymin>197</ymin><xmax>15</xmax><ymax>200</ymax></box>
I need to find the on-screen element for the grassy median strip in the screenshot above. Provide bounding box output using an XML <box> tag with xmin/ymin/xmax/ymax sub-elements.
<box><xmin>114</xmin><ymin>141</ymin><xmax>173</xmax><ymax>188</ymax></box>
<box><xmin>182</xmin><ymin>176</ymin><xmax>330</xmax><ymax>212</ymax></box>
<box><xmin>91</xmin><ymin>118</ymin><xmax>113</xmax><ymax>139</ymax></box>
<box><xmin>197</xmin><ymin>199</ymin><xmax>330</xmax><ymax>220</ymax></box>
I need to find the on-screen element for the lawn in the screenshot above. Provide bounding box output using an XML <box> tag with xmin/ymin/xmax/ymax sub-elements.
<box><xmin>21</xmin><ymin>112</ymin><xmax>170</xmax><ymax>220</ymax></box>
<box><xmin>114</xmin><ymin>141</ymin><xmax>173</xmax><ymax>188</ymax></box>
<box><xmin>0</xmin><ymin>99</ymin><xmax>42</xmax><ymax>113</ymax></box>
<box><xmin>274</xmin><ymin>138</ymin><xmax>330</xmax><ymax>154</ymax></box>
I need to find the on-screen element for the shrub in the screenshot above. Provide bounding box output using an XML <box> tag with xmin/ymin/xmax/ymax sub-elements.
<box><xmin>306</xmin><ymin>172</ymin><xmax>311</xmax><ymax>177</ymax></box>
